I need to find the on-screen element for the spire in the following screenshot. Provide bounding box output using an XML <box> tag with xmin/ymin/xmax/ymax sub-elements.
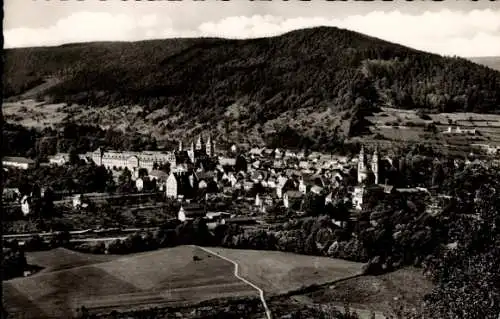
<box><xmin>195</xmin><ymin>134</ymin><xmax>203</xmax><ymax>150</ymax></box>
<box><xmin>372</xmin><ymin>145</ymin><xmax>379</xmax><ymax>161</ymax></box>
<box><xmin>206</xmin><ymin>134</ymin><xmax>214</xmax><ymax>157</ymax></box>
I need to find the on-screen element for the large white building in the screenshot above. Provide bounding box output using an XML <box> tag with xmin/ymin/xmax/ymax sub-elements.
<box><xmin>90</xmin><ymin>148</ymin><xmax>176</xmax><ymax>173</ymax></box>
<box><xmin>2</xmin><ymin>157</ymin><xmax>35</xmax><ymax>170</ymax></box>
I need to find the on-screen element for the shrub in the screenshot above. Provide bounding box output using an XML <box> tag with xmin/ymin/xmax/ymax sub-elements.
<box><xmin>24</xmin><ymin>235</ymin><xmax>49</xmax><ymax>251</ymax></box>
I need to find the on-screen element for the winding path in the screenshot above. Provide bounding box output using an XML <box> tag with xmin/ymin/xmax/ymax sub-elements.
<box><xmin>194</xmin><ymin>246</ymin><xmax>272</xmax><ymax>319</ymax></box>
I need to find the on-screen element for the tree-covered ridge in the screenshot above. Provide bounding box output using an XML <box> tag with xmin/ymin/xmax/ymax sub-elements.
<box><xmin>4</xmin><ymin>27</ymin><xmax>500</xmax><ymax>129</ymax></box>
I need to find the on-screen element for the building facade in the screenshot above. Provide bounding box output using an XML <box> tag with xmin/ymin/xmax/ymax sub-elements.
<box><xmin>91</xmin><ymin>148</ymin><xmax>176</xmax><ymax>173</ymax></box>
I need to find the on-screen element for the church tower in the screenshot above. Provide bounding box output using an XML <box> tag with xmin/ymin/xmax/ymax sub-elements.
<box><xmin>195</xmin><ymin>135</ymin><xmax>203</xmax><ymax>151</ymax></box>
<box><xmin>371</xmin><ymin>146</ymin><xmax>379</xmax><ymax>184</ymax></box>
<box><xmin>178</xmin><ymin>140</ymin><xmax>183</xmax><ymax>152</ymax></box>
<box><xmin>357</xmin><ymin>146</ymin><xmax>366</xmax><ymax>184</ymax></box>
<box><xmin>206</xmin><ymin>135</ymin><xmax>214</xmax><ymax>157</ymax></box>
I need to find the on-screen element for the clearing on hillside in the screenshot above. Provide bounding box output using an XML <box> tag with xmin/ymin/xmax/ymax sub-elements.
<box><xmin>3</xmin><ymin>246</ymin><xmax>258</xmax><ymax>318</ymax></box>
<box><xmin>202</xmin><ymin>247</ymin><xmax>364</xmax><ymax>295</ymax></box>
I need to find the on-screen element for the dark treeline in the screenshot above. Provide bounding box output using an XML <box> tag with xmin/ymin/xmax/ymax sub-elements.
<box><xmin>2</xmin><ymin>122</ymin><xmax>158</xmax><ymax>159</ymax></box>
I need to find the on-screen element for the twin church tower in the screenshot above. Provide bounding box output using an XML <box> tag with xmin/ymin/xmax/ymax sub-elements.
<box><xmin>357</xmin><ymin>146</ymin><xmax>379</xmax><ymax>185</ymax></box>
<box><xmin>178</xmin><ymin>134</ymin><xmax>216</xmax><ymax>158</ymax></box>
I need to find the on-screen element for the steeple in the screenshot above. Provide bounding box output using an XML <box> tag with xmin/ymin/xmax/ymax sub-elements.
<box><xmin>371</xmin><ymin>146</ymin><xmax>379</xmax><ymax>184</ymax></box>
<box><xmin>357</xmin><ymin>146</ymin><xmax>367</xmax><ymax>184</ymax></box>
<box><xmin>206</xmin><ymin>134</ymin><xmax>214</xmax><ymax>157</ymax></box>
<box><xmin>195</xmin><ymin>135</ymin><xmax>203</xmax><ymax>151</ymax></box>
<box><xmin>178</xmin><ymin>140</ymin><xmax>183</xmax><ymax>152</ymax></box>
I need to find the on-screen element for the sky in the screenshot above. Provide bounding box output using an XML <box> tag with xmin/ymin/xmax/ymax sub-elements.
<box><xmin>4</xmin><ymin>0</ymin><xmax>500</xmax><ymax>57</ymax></box>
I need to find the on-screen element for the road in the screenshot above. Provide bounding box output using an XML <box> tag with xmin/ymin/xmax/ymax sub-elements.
<box><xmin>3</xmin><ymin>227</ymin><xmax>159</xmax><ymax>240</ymax></box>
<box><xmin>195</xmin><ymin>245</ymin><xmax>272</xmax><ymax>319</ymax></box>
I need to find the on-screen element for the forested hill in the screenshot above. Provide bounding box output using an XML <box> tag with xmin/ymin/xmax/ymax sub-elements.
<box><xmin>3</xmin><ymin>26</ymin><xmax>500</xmax><ymax>147</ymax></box>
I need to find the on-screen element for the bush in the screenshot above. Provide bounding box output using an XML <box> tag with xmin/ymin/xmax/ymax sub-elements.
<box><xmin>73</xmin><ymin>242</ymin><xmax>106</xmax><ymax>254</ymax></box>
<box><xmin>23</xmin><ymin>235</ymin><xmax>49</xmax><ymax>251</ymax></box>
<box><xmin>49</xmin><ymin>230</ymin><xmax>71</xmax><ymax>248</ymax></box>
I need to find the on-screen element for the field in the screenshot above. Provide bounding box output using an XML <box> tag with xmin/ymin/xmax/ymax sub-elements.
<box><xmin>360</xmin><ymin>107</ymin><xmax>500</xmax><ymax>154</ymax></box>
<box><xmin>26</xmin><ymin>248</ymin><xmax>119</xmax><ymax>274</ymax></box>
<box><xmin>202</xmin><ymin>247</ymin><xmax>365</xmax><ymax>295</ymax></box>
<box><xmin>2</xmin><ymin>100</ymin><xmax>68</xmax><ymax>129</ymax></box>
<box><xmin>3</xmin><ymin>246</ymin><xmax>366</xmax><ymax>318</ymax></box>
<box><xmin>296</xmin><ymin>267</ymin><xmax>434</xmax><ymax>318</ymax></box>
<box><xmin>3</xmin><ymin>246</ymin><xmax>258</xmax><ymax>318</ymax></box>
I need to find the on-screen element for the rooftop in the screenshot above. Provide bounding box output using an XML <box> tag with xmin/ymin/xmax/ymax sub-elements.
<box><xmin>3</xmin><ymin>156</ymin><xmax>35</xmax><ymax>164</ymax></box>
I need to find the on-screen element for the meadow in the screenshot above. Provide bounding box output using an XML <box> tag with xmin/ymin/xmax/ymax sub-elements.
<box><xmin>3</xmin><ymin>245</ymin><xmax>366</xmax><ymax>318</ymax></box>
<box><xmin>202</xmin><ymin>247</ymin><xmax>365</xmax><ymax>295</ymax></box>
<box><xmin>3</xmin><ymin>246</ymin><xmax>257</xmax><ymax>318</ymax></box>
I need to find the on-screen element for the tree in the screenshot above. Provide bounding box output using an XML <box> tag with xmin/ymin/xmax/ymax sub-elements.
<box><xmin>68</xmin><ymin>146</ymin><xmax>80</xmax><ymax>165</ymax></box>
<box><xmin>302</xmin><ymin>192</ymin><xmax>326</xmax><ymax>216</ymax></box>
<box><xmin>235</xmin><ymin>154</ymin><xmax>248</xmax><ymax>172</ymax></box>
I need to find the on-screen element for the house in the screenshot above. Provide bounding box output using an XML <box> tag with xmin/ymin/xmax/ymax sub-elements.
<box><xmin>3</xmin><ymin>188</ymin><xmax>20</xmax><ymax>202</ymax></box>
<box><xmin>206</xmin><ymin>211</ymin><xmax>231</xmax><ymax>221</ymax></box>
<box><xmin>251</xmin><ymin>170</ymin><xmax>268</xmax><ymax>183</ymax></box>
<box><xmin>73</xmin><ymin>194</ymin><xmax>89</xmax><ymax>209</ymax></box>
<box><xmin>3</xmin><ymin>157</ymin><xmax>35</xmax><ymax>170</ymax></box>
<box><xmin>148</xmin><ymin>170</ymin><xmax>169</xmax><ymax>190</ymax></box>
<box><xmin>283</xmin><ymin>190</ymin><xmax>304</xmax><ymax>209</ymax></box>
<box><xmin>298</xmin><ymin>161</ymin><xmax>310</xmax><ymax>169</ymax></box>
<box><xmin>274</xmin><ymin>148</ymin><xmax>283</xmax><ymax>159</ymax></box>
<box><xmin>249</xmin><ymin>148</ymin><xmax>264</xmax><ymax>157</ymax></box>
<box><xmin>284</xmin><ymin>150</ymin><xmax>297</xmax><ymax>158</ymax></box>
<box><xmin>48</xmin><ymin>153</ymin><xmax>69</xmax><ymax>166</ymax></box>
<box><xmin>243</xmin><ymin>181</ymin><xmax>254</xmax><ymax>191</ymax></box>
<box><xmin>149</xmin><ymin>170</ymin><xmax>169</xmax><ymax>181</ymax></box>
<box><xmin>352</xmin><ymin>185</ymin><xmax>384</xmax><ymax>210</ymax></box>
<box><xmin>178</xmin><ymin>204</ymin><xmax>207</xmax><ymax>222</ymax></box>
<box><xmin>219</xmin><ymin>156</ymin><xmax>236</xmax><ymax>167</ymax></box>
<box><xmin>266</xmin><ymin>177</ymin><xmax>277</xmax><ymax>189</ymax></box>
<box><xmin>166</xmin><ymin>171</ymin><xmax>196</xmax><ymax>199</ymax></box>
<box><xmin>135</xmin><ymin>178</ymin><xmax>144</xmax><ymax>191</ymax></box>
<box><xmin>310</xmin><ymin>185</ymin><xmax>324</xmax><ymax>195</ymax></box>
<box><xmin>273</xmin><ymin>160</ymin><xmax>284</xmax><ymax>169</ymax></box>
<box><xmin>21</xmin><ymin>195</ymin><xmax>31</xmax><ymax>215</ymax></box>
<box><xmin>299</xmin><ymin>179</ymin><xmax>307</xmax><ymax>194</ymax></box>
<box><xmin>251</xmin><ymin>160</ymin><xmax>261</xmax><ymax>169</ymax></box>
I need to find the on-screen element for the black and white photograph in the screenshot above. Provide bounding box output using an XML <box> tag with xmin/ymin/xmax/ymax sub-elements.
<box><xmin>1</xmin><ymin>0</ymin><xmax>500</xmax><ymax>318</ymax></box>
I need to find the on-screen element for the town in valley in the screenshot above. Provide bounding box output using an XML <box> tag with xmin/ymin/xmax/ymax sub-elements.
<box><xmin>2</xmin><ymin>1</ymin><xmax>500</xmax><ymax>318</ymax></box>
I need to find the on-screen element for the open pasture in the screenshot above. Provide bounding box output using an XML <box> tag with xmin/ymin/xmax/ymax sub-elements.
<box><xmin>26</xmin><ymin>248</ymin><xmax>119</xmax><ymax>274</ymax></box>
<box><xmin>203</xmin><ymin>247</ymin><xmax>364</xmax><ymax>295</ymax></box>
<box><xmin>3</xmin><ymin>246</ymin><xmax>257</xmax><ymax>318</ymax></box>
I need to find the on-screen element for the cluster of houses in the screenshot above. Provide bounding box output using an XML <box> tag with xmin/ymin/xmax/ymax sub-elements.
<box><xmin>5</xmin><ymin>134</ymin><xmax>493</xmax><ymax>225</ymax></box>
<box><xmin>442</xmin><ymin>126</ymin><xmax>477</xmax><ymax>135</ymax></box>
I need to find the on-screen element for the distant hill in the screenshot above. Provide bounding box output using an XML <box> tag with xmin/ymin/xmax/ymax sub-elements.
<box><xmin>468</xmin><ymin>56</ymin><xmax>500</xmax><ymax>72</ymax></box>
<box><xmin>3</xmin><ymin>27</ymin><xmax>500</xmax><ymax>150</ymax></box>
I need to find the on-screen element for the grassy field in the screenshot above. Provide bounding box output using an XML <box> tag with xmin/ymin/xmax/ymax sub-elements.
<box><xmin>203</xmin><ymin>247</ymin><xmax>364</xmax><ymax>295</ymax></box>
<box><xmin>26</xmin><ymin>248</ymin><xmax>120</xmax><ymax>274</ymax></box>
<box><xmin>298</xmin><ymin>267</ymin><xmax>433</xmax><ymax>318</ymax></box>
<box><xmin>3</xmin><ymin>246</ymin><xmax>258</xmax><ymax>318</ymax></box>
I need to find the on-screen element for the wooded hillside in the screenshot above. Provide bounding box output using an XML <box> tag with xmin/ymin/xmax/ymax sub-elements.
<box><xmin>4</xmin><ymin>27</ymin><xmax>500</xmax><ymax>149</ymax></box>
